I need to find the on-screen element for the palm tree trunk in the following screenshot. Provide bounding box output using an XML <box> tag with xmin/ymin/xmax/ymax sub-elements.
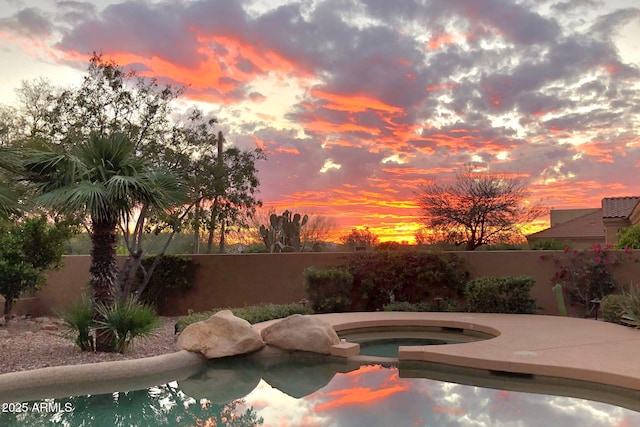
<box><xmin>90</xmin><ymin>218</ymin><xmax>118</xmax><ymax>352</ymax></box>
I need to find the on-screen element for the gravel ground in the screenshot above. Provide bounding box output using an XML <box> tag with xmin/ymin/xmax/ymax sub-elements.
<box><xmin>0</xmin><ymin>315</ymin><xmax>180</xmax><ymax>375</ymax></box>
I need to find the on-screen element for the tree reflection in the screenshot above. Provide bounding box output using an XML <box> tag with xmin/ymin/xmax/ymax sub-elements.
<box><xmin>0</xmin><ymin>383</ymin><xmax>264</xmax><ymax>427</ymax></box>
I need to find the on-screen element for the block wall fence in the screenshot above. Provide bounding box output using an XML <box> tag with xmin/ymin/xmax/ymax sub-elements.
<box><xmin>9</xmin><ymin>250</ymin><xmax>640</xmax><ymax>317</ymax></box>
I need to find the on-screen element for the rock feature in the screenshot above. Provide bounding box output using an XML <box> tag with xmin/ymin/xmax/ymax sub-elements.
<box><xmin>178</xmin><ymin>356</ymin><xmax>264</xmax><ymax>404</ymax></box>
<box><xmin>260</xmin><ymin>314</ymin><xmax>340</xmax><ymax>355</ymax></box>
<box><xmin>176</xmin><ymin>310</ymin><xmax>264</xmax><ymax>359</ymax></box>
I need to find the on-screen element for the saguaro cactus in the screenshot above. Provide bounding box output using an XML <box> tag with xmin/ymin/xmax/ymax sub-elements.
<box><xmin>552</xmin><ymin>284</ymin><xmax>568</xmax><ymax>316</ymax></box>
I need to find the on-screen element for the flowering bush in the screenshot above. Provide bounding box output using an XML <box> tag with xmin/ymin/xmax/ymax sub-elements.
<box><xmin>549</xmin><ymin>243</ymin><xmax>617</xmax><ymax>316</ymax></box>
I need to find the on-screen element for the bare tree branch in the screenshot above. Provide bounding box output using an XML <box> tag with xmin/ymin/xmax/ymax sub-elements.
<box><xmin>417</xmin><ymin>166</ymin><xmax>545</xmax><ymax>250</ymax></box>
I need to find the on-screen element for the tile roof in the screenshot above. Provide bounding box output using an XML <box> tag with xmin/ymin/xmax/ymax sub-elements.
<box><xmin>527</xmin><ymin>209</ymin><xmax>605</xmax><ymax>239</ymax></box>
<box><xmin>602</xmin><ymin>197</ymin><xmax>640</xmax><ymax>219</ymax></box>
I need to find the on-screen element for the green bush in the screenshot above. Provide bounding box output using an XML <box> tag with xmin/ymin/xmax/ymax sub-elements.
<box><xmin>303</xmin><ymin>267</ymin><xmax>353</xmax><ymax>313</ymax></box>
<box><xmin>59</xmin><ymin>296</ymin><xmax>94</xmax><ymax>351</ymax></box>
<box><xmin>384</xmin><ymin>301</ymin><xmax>432</xmax><ymax>312</ymax></box>
<box><xmin>549</xmin><ymin>244</ymin><xmax>617</xmax><ymax>316</ymax></box>
<box><xmin>177</xmin><ymin>303</ymin><xmax>313</xmax><ymax>331</ymax></box>
<box><xmin>621</xmin><ymin>285</ymin><xmax>640</xmax><ymax>327</ymax></box>
<box><xmin>0</xmin><ymin>216</ymin><xmax>68</xmax><ymax>316</ymax></box>
<box><xmin>59</xmin><ymin>296</ymin><xmax>160</xmax><ymax>352</ymax></box>
<box><xmin>615</xmin><ymin>225</ymin><xmax>640</xmax><ymax>249</ymax></box>
<box><xmin>481</xmin><ymin>243</ymin><xmax>525</xmax><ymax>250</ymax></box>
<box><xmin>530</xmin><ymin>239</ymin><xmax>572</xmax><ymax>250</ymax></box>
<box><xmin>96</xmin><ymin>298</ymin><xmax>160</xmax><ymax>353</ymax></box>
<box><xmin>601</xmin><ymin>293</ymin><xmax>626</xmax><ymax>324</ymax></box>
<box><xmin>138</xmin><ymin>255</ymin><xmax>197</xmax><ymax>311</ymax></box>
<box><xmin>465</xmin><ymin>276</ymin><xmax>538</xmax><ymax>314</ymax></box>
<box><xmin>384</xmin><ymin>299</ymin><xmax>463</xmax><ymax>312</ymax></box>
<box><xmin>343</xmin><ymin>251</ymin><xmax>468</xmax><ymax>311</ymax></box>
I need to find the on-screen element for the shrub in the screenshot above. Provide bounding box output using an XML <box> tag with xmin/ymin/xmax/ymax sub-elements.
<box><xmin>343</xmin><ymin>251</ymin><xmax>468</xmax><ymax>311</ymax></box>
<box><xmin>530</xmin><ymin>239</ymin><xmax>572</xmax><ymax>250</ymax></box>
<box><xmin>601</xmin><ymin>294</ymin><xmax>626</xmax><ymax>325</ymax></box>
<box><xmin>481</xmin><ymin>243</ymin><xmax>525</xmax><ymax>250</ymax></box>
<box><xmin>95</xmin><ymin>298</ymin><xmax>160</xmax><ymax>353</ymax></box>
<box><xmin>548</xmin><ymin>244</ymin><xmax>617</xmax><ymax>316</ymax></box>
<box><xmin>59</xmin><ymin>296</ymin><xmax>159</xmax><ymax>352</ymax></box>
<box><xmin>621</xmin><ymin>285</ymin><xmax>640</xmax><ymax>327</ymax></box>
<box><xmin>615</xmin><ymin>225</ymin><xmax>640</xmax><ymax>249</ymax></box>
<box><xmin>177</xmin><ymin>303</ymin><xmax>313</xmax><ymax>331</ymax></box>
<box><xmin>59</xmin><ymin>296</ymin><xmax>95</xmax><ymax>351</ymax></box>
<box><xmin>384</xmin><ymin>301</ymin><xmax>432</xmax><ymax>312</ymax></box>
<box><xmin>0</xmin><ymin>216</ymin><xmax>68</xmax><ymax>316</ymax></box>
<box><xmin>465</xmin><ymin>276</ymin><xmax>538</xmax><ymax>314</ymax></box>
<box><xmin>384</xmin><ymin>299</ymin><xmax>463</xmax><ymax>312</ymax></box>
<box><xmin>137</xmin><ymin>255</ymin><xmax>197</xmax><ymax>311</ymax></box>
<box><xmin>303</xmin><ymin>267</ymin><xmax>353</xmax><ymax>313</ymax></box>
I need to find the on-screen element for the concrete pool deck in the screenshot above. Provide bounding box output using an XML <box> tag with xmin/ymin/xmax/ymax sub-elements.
<box><xmin>305</xmin><ymin>312</ymin><xmax>640</xmax><ymax>392</ymax></box>
<box><xmin>1</xmin><ymin>312</ymin><xmax>639</xmax><ymax>402</ymax></box>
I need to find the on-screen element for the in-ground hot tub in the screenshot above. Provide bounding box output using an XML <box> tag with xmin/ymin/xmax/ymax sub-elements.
<box><xmin>338</xmin><ymin>324</ymin><xmax>494</xmax><ymax>358</ymax></box>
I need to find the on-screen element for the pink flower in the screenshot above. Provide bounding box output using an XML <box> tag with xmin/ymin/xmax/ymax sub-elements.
<box><xmin>594</xmin><ymin>256</ymin><xmax>601</xmax><ymax>264</ymax></box>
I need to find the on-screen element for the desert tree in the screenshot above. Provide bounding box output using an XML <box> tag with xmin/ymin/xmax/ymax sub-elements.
<box><xmin>169</xmin><ymin>111</ymin><xmax>264</xmax><ymax>254</ymax></box>
<box><xmin>340</xmin><ymin>227</ymin><xmax>380</xmax><ymax>251</ymax></box>
<box><xmin>301</xmin><ymin>214</ymin><xmax>338</xmax><ymax>251</ymax></box>
<box><xmin>417</xmin><ymin>167</ymin><xmax>544</xmax><ymax>250</ymax></box>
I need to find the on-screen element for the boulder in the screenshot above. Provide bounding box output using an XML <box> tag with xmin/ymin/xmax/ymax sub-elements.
<box><xmin>176</xmin><ymin>310</ymin><xmax>264</xmax><ymax>359</ymax></box>
<box><xmin>178</xmin><ymin>356</ymin><xmax>264</xmax><ymax>404</ymax></box>
<box><xmin>260</xmin><ymin>314</ymin><xmax>340</xmax><ymax>355</ymax></box>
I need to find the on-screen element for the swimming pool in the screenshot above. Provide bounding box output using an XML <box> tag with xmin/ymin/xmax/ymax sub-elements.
<box><xmin>1</xmin><ymin>353</ymin><xmax>638</xmax><ymax>427</ymax></box>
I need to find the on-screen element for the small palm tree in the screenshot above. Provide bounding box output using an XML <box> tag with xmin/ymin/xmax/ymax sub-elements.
<box><xmin>24</xmin><ymin>132</ymin><xmax>183</xmax><ymax>351</ymax></box>
<box><xmin>0</xmin><ymin>146</ymin><xmax>21</xmax><ymax>219</ymax></box>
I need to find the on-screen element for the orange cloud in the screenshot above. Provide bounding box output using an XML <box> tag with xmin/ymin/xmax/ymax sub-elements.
<box><xmin>303</xmin><ymin>119</ymin><xmax>382</xmax><ymax>136</ymax></box>
<box><xmin>573</xmin><ymin>141</ymin><xmax>620</xmax><ymax>163</ymax></box>
<box><xmin>315</xmin><ymin>383</ymin><xmax>410</xmax><ymax>412</ymax></box>
<box><xmin>311</xmin><ymin>89</ymin><xmax>403</xmax><ymax>114</ymax></box>
<box><xmin>425</xmin><ymin>82</ymin><xmax>459</xmax><ymax>92</ymax></box>
<box><xmin>427</xmin><ymin>33</ymin><xmax>458</xmax><ymax>50</ymax></box>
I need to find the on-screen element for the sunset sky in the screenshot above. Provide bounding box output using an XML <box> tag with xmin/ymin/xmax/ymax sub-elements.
<box><xmin>182</xmin><ymin>364</ymin><xmax>640</xmax><ymax>426</ymax></box>
<box><xmin>1</xmin><ymin>0</ymin><xmax>639</xmax><ymax>242</ymax></box>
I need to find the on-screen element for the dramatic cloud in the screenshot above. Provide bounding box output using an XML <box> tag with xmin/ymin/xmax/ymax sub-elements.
<box><xmin>239</xmin><ymin>365</ymin><xmax>640</xmax><ymax>426</ymax></box>
<box><xmin>0</xmin><ymin>0</ymin><xmax>639</xmax><ymax>241</ymax></box>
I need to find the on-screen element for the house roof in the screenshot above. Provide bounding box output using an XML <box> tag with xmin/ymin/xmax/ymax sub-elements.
<box><xmin>527</xmin><ymin>209</ymin><xmax>605</xmax><ymax>240</ymax></box>
<box><xmin>602</xmin><ymin>197</ymin><xmax>640</xmax><ymax>219</ymax></box>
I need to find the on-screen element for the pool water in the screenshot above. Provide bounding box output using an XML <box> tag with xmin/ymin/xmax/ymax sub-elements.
<box><xmin>2</xmin><ymin>354</ymin><xmax>639</xmax><ymax>427</ymax></box>
<box><xmin>356</xmin><ymin>337</ymin><xmax>458</xmax><ymax>357</ymax></box>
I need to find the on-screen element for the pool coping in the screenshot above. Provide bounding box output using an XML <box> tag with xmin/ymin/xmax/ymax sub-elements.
<box><xmin>0</xmin><ymin>350</ymin><xmax>206</xmax><ymax>403</ymax></box>
<box><xmin>1</xmin><ymin>312</ymin><xmax>639</xmax><ymax>403</ymax></box>
<box><xmin>305</xmin><ymin>312</ymin><xmax>640</xmax><ymax>392</ymax></box>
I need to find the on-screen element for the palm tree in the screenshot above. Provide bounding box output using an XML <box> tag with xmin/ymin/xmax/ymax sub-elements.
<box><xmin>0</xmin><ymin>146</ymin><xmax>21</xmax><ymax>219</ymax></box>
<box><xmin>24</xmin><ymin>132</ymin><xmax>184</xmax><ymax>351</ymax></box>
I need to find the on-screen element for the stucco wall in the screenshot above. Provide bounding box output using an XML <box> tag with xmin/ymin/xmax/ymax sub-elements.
<box><xmin>11</xmin><ymin>250</ymin><xmax>640</xmax><ymax>317</ymax></box>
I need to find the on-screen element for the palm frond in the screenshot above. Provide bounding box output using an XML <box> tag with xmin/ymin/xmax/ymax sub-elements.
<box><xmin>0</xmin><ymin>146</ymin><xmax>21</xmax><ymax>174</ymax></box>
<box><xmin>0</xmin><ymin>185</ymin><xmax>19</xmax><ymax>219</ymax></box>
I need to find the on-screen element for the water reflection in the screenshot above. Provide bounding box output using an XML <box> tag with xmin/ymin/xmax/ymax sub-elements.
<box><xmin>1</xmin><ymin>352</ymin><xmax>639</xmax><ymax>427</ymax></box>
<box><xmin>0</xmin><ymin>385</ymin><xmax>264</xmax><ymax>427</ymax></box>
